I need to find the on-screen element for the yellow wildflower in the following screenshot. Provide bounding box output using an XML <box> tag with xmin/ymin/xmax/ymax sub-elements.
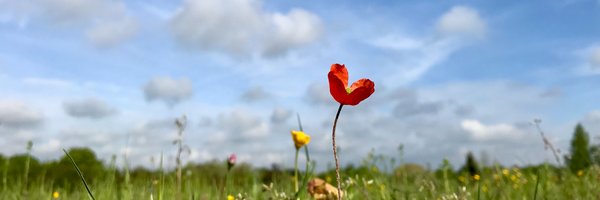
<box><xmin>290</xmin><ymin>130</ymin><xmax>311</xmax><ymax>149</ymax></box>
<box><xmin>510</xmin><ymin>175</ymin><xmax>518</xmax><ymax>182</ymax></box>
<box><xmin>227</xmin><ymin>195</ymin><xmax>235</xmax><ymax>200</ymax></box>
<box><xmin>577</xmin><ymin>170</ymin><xmax>584</xmax><ymax>177</ymax></box>
<box><xmin>52</xmin><ymin>191</ymin><xmax>59</xmax><ymax>199</ymax></box>
<box><xmin>502</xmin><ymin>169</ymin><xmax>509</xmax><ymax>176</ymax></box>
<box><xmin>473</xmin><ymin>174</ymin><xmax>480</xmax><ymax>181</ymax></box>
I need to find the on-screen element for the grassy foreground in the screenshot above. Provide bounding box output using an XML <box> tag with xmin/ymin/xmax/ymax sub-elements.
<box><xmin>1</xmin><ymin>151</ymin><xmax>599</xmax><ymax>200</ymax></box>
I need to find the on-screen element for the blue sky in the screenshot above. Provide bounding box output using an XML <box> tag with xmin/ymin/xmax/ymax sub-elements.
<box><xmin>1</xmin><ymin>0</ymin><xmax>600</xmax><ymax>170</ymax></box>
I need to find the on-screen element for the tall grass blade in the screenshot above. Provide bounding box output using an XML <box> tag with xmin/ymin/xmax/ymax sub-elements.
<box><xmin>294</xmin><ymin>147</ymin><xmax>314</xmax><ymax>199</ymax></box>
<box><xmin>533</xmin><ymin>169</ymin><xmax>541</xmax><ymax>200</ymax></box>
<box><xmin>477</xmin><ymin>180</ymin><xmax>481</xmax><ymax>200</ymax></box>
<box><xmin>62</xmin><ymin>149</ymin><xmax>96</xmax><ymax>200</ymax></box>
<box><xmin>23</xmin><ymin>141</ymin><xmax>32</xmax><ymax>197</ymax></box>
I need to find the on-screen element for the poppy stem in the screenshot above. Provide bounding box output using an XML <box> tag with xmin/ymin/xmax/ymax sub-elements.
<box><xmin>332</xmin><ymin>103</ymin><xmax>344</xmax><ymax>200</ymax></box>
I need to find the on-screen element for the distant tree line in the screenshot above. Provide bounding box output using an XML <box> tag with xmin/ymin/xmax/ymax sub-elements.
<box><xmin>454</xmin><ymin>123</ymin><xmax>600</xmax><ymax>178</ymax></box>
<box><xmin>0</xmin><ymin>147</ymin><xmax>266</xmax><ymax>191</ymax></box>
<box><xmin>2</xmin><ymin>123</ymin><xmax>600</xmax><ymax>191</ymax></box>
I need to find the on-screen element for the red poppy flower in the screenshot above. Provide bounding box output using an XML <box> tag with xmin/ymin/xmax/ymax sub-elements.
<box><xmin>328</xmin><ymin>63</ymin><xmax>375</xmax><ymax>106</ymax></box>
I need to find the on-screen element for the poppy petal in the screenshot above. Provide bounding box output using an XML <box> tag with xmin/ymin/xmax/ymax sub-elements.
<box><xmin>346</xmin><ymin>79</ymin><xmax>375</xmax><ymax>105</ymax></box>
<box><xmin>349</xmin><ymin>78</ymin><xmax>374</xmax><ymax>92</ymax></box>
<box><xmin>328</xmin><ymin>71</ymin><xmax>350</xmax><ymax>104</ymax></box>
<box><xmin>329</xmin><ymin>64</ymin><xmax>348</xmax><ymax>87</ymax></box>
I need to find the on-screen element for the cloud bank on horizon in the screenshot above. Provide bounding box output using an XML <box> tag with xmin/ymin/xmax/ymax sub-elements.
<box><xmin>1</xmin><ymin>0</ymin><xmax>600</xmax><ymax>170</ymax></box>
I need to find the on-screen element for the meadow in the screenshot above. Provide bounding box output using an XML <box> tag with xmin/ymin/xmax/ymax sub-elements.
<box><xmin>1</xmin><ymin>140</ymin><xmax>599</xmax><ymax>200</ymax></box>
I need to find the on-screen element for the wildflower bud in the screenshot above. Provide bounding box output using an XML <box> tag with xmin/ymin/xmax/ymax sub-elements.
<box><xmin>290</xmin><ymin>130</ymin><xmax>311</xmax><ymax>150</ymax></box>
<box><xmin>227</xmin><ymin>154</ymin><xmax>236</xmax><ymax>170</ymax></box>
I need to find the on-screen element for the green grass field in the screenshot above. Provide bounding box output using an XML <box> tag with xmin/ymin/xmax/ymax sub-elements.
<box><xmin>1</xmin><ymin>146</ymin><xmax>599</xmax><ymax>200</ymax></box>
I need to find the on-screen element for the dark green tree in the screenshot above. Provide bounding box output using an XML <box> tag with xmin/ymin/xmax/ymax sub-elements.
<box><xmin>5</xmin><ymin>154</ymin><xmax>42</xmax><ymax>184</ymax></box>
<box><xmin>590</xmin><ymin>144</ymin><xmax>600</xmax><ymax>165</ymax></box>
<box><xmin>566</xmin><ymin>123</ymin><xmax>592</xmax><ymax>173</ymax></box>
<box><xmin>459</xmin><ymin>151</ymin><xmax>480</xmax><ymax>176</ymax></box>
<box><xmin>47</xmin><ymin>147</ymin><xmax>105</xmax><ymax>187</ymax></box>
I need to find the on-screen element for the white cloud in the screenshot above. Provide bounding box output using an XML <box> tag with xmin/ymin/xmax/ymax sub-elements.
<box><xmin>240</xmin><ymin>86</ymin><xmax>271</xmax><ymax>102</ymax></box>
<box><xmin>0</xmin><ymin>0</ymin><xmax>138</xmax><ymax>47</ymax></box>
<box><xmin>304</xmin><ymin>83</ymin><xmax>335</xmax><ymax>106</ymax></box>
<box><xmin>0</xmin><ymin>130</ymin><xmax>37</xmax><ymax>156</ymax></box>
<box><xmin>391</xmin><ymin>88</ymin><xmax>445</xmax><ymax>118</ymax></box>
<box><xmin>46</xmin><ymin>0</ymin><xmax>139</xmax><ymax>47</ymax></box>
<box><xmin>270</xmin><ymin>107</ymin><xmax>292</xmax><ymax>123</ymax></box>
<box><xmin>395</xmin><ymin>101</ymin><xmax>444</xmax><ymax>118</ymax></box>
<box><xmin>436</xmin><ymin>6</ymin><xmax>487</xmax><ymax>39</ymax></box>
<box><xmin>461</xmin><ymin>119</ymin><xmax>524</xmax><ymax>141</ymax></box>
<box><xmin>47</xmin><ymin>117</ymin><xmax>180</xmax><ymax>168</ymax></box>
<box><xmin>0</xmin><ymin>100</ymin><xmax>43</xmax><ymax>128</ymax></box>
<box><xmin>180</xmin><ymin>109</ymin><xmax>288</xmax><ymax>168</ymax></box>
<box><xmin>53</xmin><ymin>127</ymin><xmax>137</xmax><ymax>165</ymax></box>
<box><xmin>36</xmin><ymin>139</ymin><xmax>61</xmax><ymax>155</ymax></box>
<box><xmin>263</xmin><ymin>9</ymin><xmax>323</xmax><ymax>57</ymax></box>
<box><xmin>583</xmin><ymin>110</ymin><xmax>600</xmax><ymax>121</ymax></box>
<box><xmin>143</xmin><ymin>77</ymin><xmax>193</xmax><ymax>107</ymax></box>
<box><xmin>63</xmin><ymin>97</ymin><xmax>117</xmax><ymax>119</ymax></box>
<box><xmin>577</xmin><ymin>46</ymin><xmax>600</xmax><ymax>75</ymax></box>
<box><xmin>60</xmin><ymin>127</ymin><xmax>115</xmax><ymax>146</ymax></box>
<box><xmin>126</xmin><ymin>118</ymin><xmax>178</xmax><ymax>153</ymax></box>
<box><xmin>198</xmin><ymin>116</ymin><xmax>212</xmax><ymax>127</ymax></box>
<box><xmin>169</xmin><ymin>0</ymin><xmax>322</xmax><ymax>58</ymax></box>
<box><xmin>590</xmin><ymin>48</ymin><xmax>600</xmax><ymax>68</ymax></box>
<box><xmin>215</xmin><ymin>109</ymin><xmax>269</xmax><ymax>140</ymax></box>
<box><xmin>130</xmin><ymin>118</ymin><xmax>175</xmax><ymax>134</ymax></box>
<box><xmin>580</xmin><ymin>110</ymin><xmax>600</xmax><ymax>136</ymax></box>
<box><xmin>86</xmin><ymin>16</ymin><xmax>138</xmax><ymax>48</ymax></box>
<box><xmin>421</xmin><ymin>81</ymin><xmax>559</xmax><ymax>122</ymax></box>
<box><xmin>41</xmin><ymin>0</ymin><xmax>107</xmax><ymax>25</ymax></box>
